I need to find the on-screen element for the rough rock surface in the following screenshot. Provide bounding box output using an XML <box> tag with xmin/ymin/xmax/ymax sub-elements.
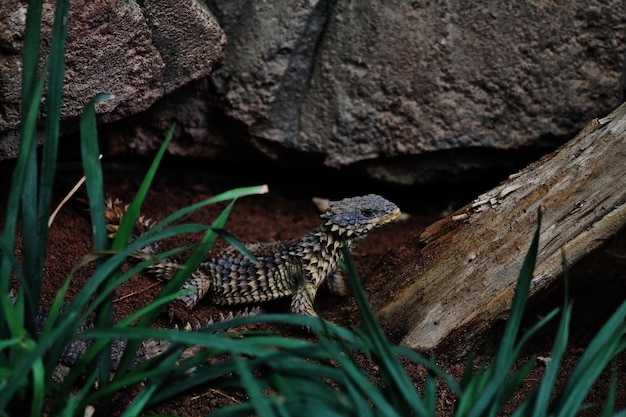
<box><xmin>3</xmin><ymin>1</ymin><xmax>625</xmax><ymax>186</ymax></box>
<box><xmin>0</xmin><ymin>0</ymin><xmax>226</xmax><ymax>159</ymax></box>
<box><xmin>105</xmin><ymin>0</ymin><xmax>625</xmax><ymax>185</ymax></box>
<box><xmin>210</xmin><ymin>1</ymin><xmax>625</xmax><ymax>180</ymax></box>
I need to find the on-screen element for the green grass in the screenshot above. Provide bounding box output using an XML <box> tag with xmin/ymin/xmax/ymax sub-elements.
<box><xmin>1</xmin><ymin>1</ymin><xmax>625</xmax><ymax>416</ymax></box>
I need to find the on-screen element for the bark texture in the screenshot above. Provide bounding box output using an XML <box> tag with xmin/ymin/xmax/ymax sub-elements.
<box><xmin>371</xmin><ymin>102</ymin><xmax>626</xmax><ymax>354</ymax></box>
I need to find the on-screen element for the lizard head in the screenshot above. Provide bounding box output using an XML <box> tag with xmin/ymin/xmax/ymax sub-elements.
<box><xmin>320</xmin><ymin>194</ymin><xmax>401</xmax><ymax>239</ymax></box>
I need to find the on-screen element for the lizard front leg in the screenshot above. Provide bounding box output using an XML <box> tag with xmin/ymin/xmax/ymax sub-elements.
<box><xmin>145</xmin><ymin>258</ymin><xmax>210</xmax><ymax>319</ymax></box>
<box><xmin>144</xmin><ymin>259</ymin><xmax>211</xmax><ymax>309</ymax></box>
<box><xmin>175</xmin><ymin>270</ymin><xmax>212</xmax><ymax>309</ymax></box>
<box><xmin>325</xmin><ymin>271</ymin><xmax>350</xmax><ymax>296</ymax></box>
<box><xmin>166</xmin><ymin>269</ymin><xmax>212</xmax><ymax>322</ymax></box>
<box><xmin>289</xmin><ymin>282</ymin><xmax>318</xmax><ymax>317</ymax></box>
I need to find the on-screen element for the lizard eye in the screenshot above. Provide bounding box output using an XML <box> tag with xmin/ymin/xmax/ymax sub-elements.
<box><xmin>360</xmin><ymin>208</ymin><xmax>375</xmax><ymax>218</ymax></box>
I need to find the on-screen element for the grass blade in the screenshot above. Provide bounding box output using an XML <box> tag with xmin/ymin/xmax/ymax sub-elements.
<box><xmin>341</xmin><ymin>241</ymin><xmax>427</xmax><ymax>416</ymax></box>
<box><xmin>456</xmin><ymin>209</ymin><xmax>542</xmax><ymax>417</ymax></box>
<box><xmin>81</xmin><ymin>93</ymin><xmax>112</xmax><ymax>252</ymax></box>
<box><xmin>233</xmin><ymin>355</ymin><xmax>278</xmax><ymax>417</ymax></box>
<box><xmin>552</xmin><ymin>299</ymin><xmax>626</xmax><ymax>417</ymax></box>
<box><xmin>22</xmin><ymin>0</ymin><xmax>70</xmax><ymax>338</ymax></box>
<box><xmin>0</xmin><ymin>63</ymin><xmax>47</xmax><ymax>298</ymax></box>
<box><xmin>36</xmin><ymin>0</ymin><xmax>70</xmax><ymax>264</ymax></box>
<box><xmin>599</xmin><ymin>363</ymin><xmax>618</xmax><ymax>417</ymax></box>
<box><xmin>110</xmin><ymin>124</ymin><xmax>176</xmax><ymax>251</ymax></box>
<box><xmin>526</xmin><ymin>253</ymin><xmax>572</xmax><ymax>416</ymax></box>
<box><xmin>80</xmin><ymin>93</ymin><xmax>115</xmax><ymax>393</ymax></box>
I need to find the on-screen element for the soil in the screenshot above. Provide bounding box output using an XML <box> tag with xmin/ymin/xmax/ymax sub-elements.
<box><xmin>2</xmin><ymin>155</ymin><xmax>625</xmax><ymax>416</ymax></box>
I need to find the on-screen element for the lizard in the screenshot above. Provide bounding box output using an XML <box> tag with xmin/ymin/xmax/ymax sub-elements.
<box><xmin>7</xmin><ymin>289</ymin><xmax>260</xmax><ymax>382</ymax></box>
<box><xmin>7</xmin><ymin>194</ymin><xmax>400</xmax><ymax>382</ymax></box>
<box><xmin>107</xmin><ymin>194</ymin><xmax>401</xmax><ymax>319</ymax></box>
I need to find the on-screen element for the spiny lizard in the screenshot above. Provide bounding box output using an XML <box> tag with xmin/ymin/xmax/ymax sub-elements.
<box><xmin>7</xmin><ymin>194</ymin><xmax>400</xmax><ymax>382</ymax></box>
<box><xmin>108</xmin><ymin>194</ymin><xmax>401</xmax><ymax>318</ymax></box>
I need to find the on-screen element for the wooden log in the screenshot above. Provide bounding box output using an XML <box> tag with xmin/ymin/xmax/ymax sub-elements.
<box><xmin>371</xmin><ymin>101</ymin><xmax>626</xmax><ymax>355</ymax></box>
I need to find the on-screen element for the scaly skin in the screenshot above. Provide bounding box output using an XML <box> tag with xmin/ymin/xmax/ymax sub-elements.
<box><xmin>6</xmin><ymin>290</ymin><xmax>260</xmax><ymax>381</ymax></box>
<box><xmin>7</xmin><ymin>195</ymin><xmax>401</xmax><ymax>381</ymax></box>
<box><xmin>109</xmin><ymin>194</ymin><xmax>401</xmax><ymax>317</ymax></box>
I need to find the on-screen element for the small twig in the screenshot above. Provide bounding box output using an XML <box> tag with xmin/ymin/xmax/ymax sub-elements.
<box><xmin>190</xmin><ymin>388</ymin><xmax>241</xmax><ymax>404</ymax></box>
<box><xmin>49</xmin><ymin>154</ymin><xmax>103</xmax><ymax>227</ymax></box>
<box><xmin>113</xmin><ymin>282</ymin><xmax>161</xmax><ymax>303</ymax></box>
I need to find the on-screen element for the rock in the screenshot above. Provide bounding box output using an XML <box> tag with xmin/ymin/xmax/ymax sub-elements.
<box><xmin>105</xmin><ymin>78</ymin><xmax>235</xmax><ymax>159</ymax></box>
<box><xmin>6</xmin><ymin>1</ymin><xmax>623</xmax><ymax>187</ymax></box>
<box><xmin>207</xmin><ymin>0</ymin><xmax>625</xmax><ymax>184</ymax></box>
<box><xmin>104</xmin><ymin>0</ymin><xmax>327</xmax><ymax>161</ymax></box>
<box><xmin>140</xmin><ymin>0</ymin><xmax>226</xmax><ymax>94</ymax></box>
<box><xmin>0</xmin><ymin>0</ymin><xmax>226</xmax><ymax>160</ymax></box>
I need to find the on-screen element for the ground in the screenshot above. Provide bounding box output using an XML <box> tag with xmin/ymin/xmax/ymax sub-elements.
<box><xmin>2</xmin><ymin>155</ymin><xmax>625</xmax><ymax>416</ymax></box>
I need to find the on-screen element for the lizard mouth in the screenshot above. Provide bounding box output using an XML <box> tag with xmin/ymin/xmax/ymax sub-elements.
<box><xmin>380</xmin><ymin>207</ymin><xmax>401</xmax><ymax>224</ymax></box>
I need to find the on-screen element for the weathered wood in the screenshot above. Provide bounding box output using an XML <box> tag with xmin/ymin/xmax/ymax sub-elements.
<box><xmin>372</xmin><ymin>102</ymin><xmax>626</xmax><ymax>354</ymax></box>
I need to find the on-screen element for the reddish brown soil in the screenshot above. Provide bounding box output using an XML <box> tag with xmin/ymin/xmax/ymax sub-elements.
<box><xmin>3</xmin><ymin>157</ymin><xmax>625</xmax><ymax>416</ymax></box>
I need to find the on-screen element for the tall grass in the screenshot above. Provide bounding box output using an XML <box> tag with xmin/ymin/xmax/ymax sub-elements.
<box><xmin>200</xmin><ymin>214</ymin><xmax>626</xmax><ymax>417</ymax></box>
<box><xmin>1</xmin><ymin>1</ymin><xmax>625</xmax><ymax>417</ymax></box>
<box><xmin>0</xmin><ymin>1</ymin><xmax>269</xmax><ymax>415</ymax></box>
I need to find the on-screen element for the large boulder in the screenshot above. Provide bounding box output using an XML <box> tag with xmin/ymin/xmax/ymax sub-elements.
<box><xmin>0</xmin><ymin>0</ymin><xmax>226</xmax><ymax>159</ymax></box>
<box><xmin>206</xmin><ymin>0</ymin><xmax>625</xmax><ymax>184</ymax></box>
<box><xmin>4</xmin><ymin>1</ymin><xmax>624</xmax><ymax>187</ymax></box>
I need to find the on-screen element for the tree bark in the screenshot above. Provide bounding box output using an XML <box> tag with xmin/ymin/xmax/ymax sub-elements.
<box><xmin>371</xmin><ymin>101</ymin><xmax>626</xmax><ymax>355</ymax></box>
